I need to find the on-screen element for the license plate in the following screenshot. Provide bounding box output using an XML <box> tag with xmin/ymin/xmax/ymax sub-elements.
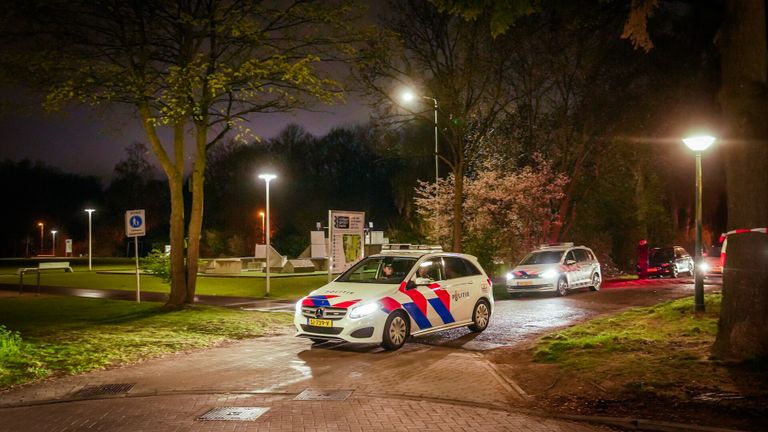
<box><xmin>518</xmin><ymin>281</ymin><xmax>533</xmax><ymax>286</ymax></box>
<box><xmin>308</xmin><ymin>318</ymin><xmax>332</xmax><ymax>327</ymax></box>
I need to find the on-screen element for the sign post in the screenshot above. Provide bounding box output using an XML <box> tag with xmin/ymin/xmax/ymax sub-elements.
<box><xmin>65</xmin><ymin>239</ymin><xmax>72</xmax><ymax>257</ymax></box>
<box><xmin>327</xmin><ymin>210</ymin><xmax>365</xmax><ymax>282</ymax></box>
<box><xmin>125</xmin><ymin>210</ymin><xmax>146</xmax><ymax>303</ymax></box>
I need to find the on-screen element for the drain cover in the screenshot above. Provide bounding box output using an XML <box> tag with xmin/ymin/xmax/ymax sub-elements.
<box><xmin>294</xmin><ymin>389</ymin><xmax>353</xmax><ymax>401</ymax></box>
<box><xmin>198</xmin><ymin>407</ymin><xmax>270</xmax><ymax>421</ymax></box>
<box><xmin>74</xmin><ymin>383</ymin><xmax>135</xmax><ymax>398</ymax></box>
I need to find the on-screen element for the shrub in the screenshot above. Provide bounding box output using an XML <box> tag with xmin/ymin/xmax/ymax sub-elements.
<box><xmin>0</xmin><ymin>325</ymin><xmax>22</xmax><ymax>360</ymax></box>
<box><xmin>140</xmin><ymin>249</ymin><xmax>171</xmax><ymax>284</ymax></box>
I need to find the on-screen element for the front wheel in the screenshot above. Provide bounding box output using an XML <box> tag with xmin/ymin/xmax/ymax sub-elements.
<box><xmin>671</xmin><ymin>265</ymin><xmax>679</xmax><ymax>278</ymax></box>
<box><xmin>468</xmin><ymin>299</ymin><xmax>491</xmax><ymax>332</ymax></box>
<box><xmin>556</xmin><ymin>278</ymin><xmax>568</xmax><ymax>296</ymax></box>
<box><xmin>590</xmin><ymin>273</ymin><xmax>601</xmax><ymax>291</ymax></box>
<box><xmin>381</xmin><ymin>311</ymin><xmax>409</xmax><ymax>351</ymax></box>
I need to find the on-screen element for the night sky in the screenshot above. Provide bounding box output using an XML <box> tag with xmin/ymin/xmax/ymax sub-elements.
<box><xmin>0</xmin><ymin>94</ymin><xmax>371</xmax><ymax>179</ymax></box>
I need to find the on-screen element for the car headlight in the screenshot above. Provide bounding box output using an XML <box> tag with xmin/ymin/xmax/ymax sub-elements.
<box><xmin>349</xmin><ymin>302</ymin><xmax>380</xmax><ymax>319</ymax></box>
<box><xmin>506</xmin><ymin>272</ymin><xmax>515</xmax><ymax>280</ymax></box>
<box><xmin>540</xmin><ymin>269</ymin><xmax>559</xmax><ymax>279</ymax></box>
<box><xmin>698</xmin><ymin>261</ymin><xmax>710</xmax><ymax>273</ymax></box>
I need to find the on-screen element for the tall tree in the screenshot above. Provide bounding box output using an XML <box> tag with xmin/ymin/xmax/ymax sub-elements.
<box><xmin>1</xmin><ymin>0</ymin><xmax>369</xmax><ymax>307</ymax></box>
<box><xmin>356</xmin><ymin>0</ymin><xmax>518</xmax><ymax>252</ymax></box>
<box><xmin>436</xmin><ymin>0</ymin><xmax>768</xmax><ymax>360</ymax></box>
<box><xmin>712</xmin><ymin>0</ymin><xmax>768</xmax><ymax>360</ymax></box>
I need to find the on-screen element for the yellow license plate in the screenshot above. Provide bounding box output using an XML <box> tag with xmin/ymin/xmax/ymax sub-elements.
<box><xmin>308</xmin><ymin>318</ymin><xmax>332</xmax><ymax>327</ymax></box>
<box><xmin>518</xmin><ymin>281</ymin><xmax>533</xmax><ymax>286</ymax></box>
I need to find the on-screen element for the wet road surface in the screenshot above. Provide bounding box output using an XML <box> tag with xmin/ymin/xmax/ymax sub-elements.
<box><xmin>413</xmin><ymin>276</ymin><xmax>722</xmax><ymax>351</ymax></box>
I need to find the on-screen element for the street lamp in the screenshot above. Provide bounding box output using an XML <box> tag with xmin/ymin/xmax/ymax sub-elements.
<box><xmin>400</xmin><ymin>89</ymin><xmax>439</xmax><ymax>185</ymax></box>
<box><xmin>85</xmin><ymin>209</ymin><xmax>95</xmax><ymax>271</ymax></box>
<box><xmin>258</xmin><ymin>211</ymin><xmax>265</xmax><ymax>244</ymax></box>
<box><xmin>258</xmin><ymin>173</ymin><xmax>277</xmax><ymax>296</ymax></box>
<box><xmin>683</xmin><ymin>134</ymin><xmax>716</xmax><ymax>312</ymax></box>
<box><xmin>37</xmin><ymin>222</ymin><xmax>44</xmax><ymax>255</ymax></box>
<box><xmin>50</xmin><ymin>230</ymin><xmax>58</xmax><ymax>256</ymax></box>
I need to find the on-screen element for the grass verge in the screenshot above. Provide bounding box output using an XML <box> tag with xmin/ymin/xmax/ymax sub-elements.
<box><xmin>534</xmin><ymin>293</ymin><xmax>767</xmax><ymax>399</ymax></box>
<box><xmin>1</xmin><ymin>272</ymin><xmax>326</xmax><ymax>300</ymax></box>
<box><xmin>0</xmin><ymin>296</ymin><xmax>293</xmax><ymax>389</ymax></box>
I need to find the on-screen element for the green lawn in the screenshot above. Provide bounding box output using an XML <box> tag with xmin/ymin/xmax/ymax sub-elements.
<box><xmin>0</xmin><ymin>296</ymin><xmax>294</xmax><ymax>388</ymax></box>
<box><xmin>0</xmin><ymin>265</ymin><xmax>328</xmax><ymax>300</ymax></box>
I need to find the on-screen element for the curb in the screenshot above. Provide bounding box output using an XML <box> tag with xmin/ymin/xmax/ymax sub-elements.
<box><xmin>550</xmin><ymin>413</ymin><xmax>746</xmax><ymax>432</ymax></box>
<box><xmin>0</xmin><ymin>389</ymin><xmax>748</xmax><ymax>432</ymax></box>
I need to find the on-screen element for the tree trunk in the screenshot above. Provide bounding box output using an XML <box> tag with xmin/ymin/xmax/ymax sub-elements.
<box><xmin>185</xmin><ymin>126</ymin><xmax>208</xmax><ymax>304</ymax></box>
<box><xmin>713</xmin><ymin>0</ymin><xmax>768</xmax><ymax>360</ymax></box>
<box><xmin>167</xmin><ymin>174</ymin><xmax>188</xmax><ymax>306</ymax></box>
<box><xmin>452</xmin><ymin>157</ymin><xmax>464</xmax><ymax>252</ymax></box>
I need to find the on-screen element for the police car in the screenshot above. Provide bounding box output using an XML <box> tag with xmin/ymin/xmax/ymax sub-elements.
<box><xmin>294</xmin><ymin>244</ymin><xmax>494</xmax><ymax>350</ymax></box>
<box><xmin>506</xmin><ymin>243</ymin><xmax>601</xmax><ymax>296</ymax></box>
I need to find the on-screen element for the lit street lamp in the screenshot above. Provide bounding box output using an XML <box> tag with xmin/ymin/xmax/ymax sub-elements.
<box><xmin>258</xmin><ymin>173</ymin><xmax>277</xmax><ymax>296</ymax></box>
<box><xmin>37</xmin><ymin>222</ymin><xmax>44</xmax><ymax>255</ymax></box>
<box><xmin>683</xmin><ymin>134</ymin><xmax>716</xmax><ymax>312</ymax></box>
<box><xmin>258</xmin><ymin>211</ymin><xmax>265</xmax><ymax>244</ymax></box>
<box><xmin>50</xmin><ymin>230</ymin><xmax>58</xmax><ymax>256</ymax></box>
<box><xmin>401</xmin><ymin>89</ymin><xmax>439</xmax><ymax>185</ymax></box>
<box><xmin>85</xmin><ymin>209</ymin><xmax>95</xmax><ymax>271</ymax></box>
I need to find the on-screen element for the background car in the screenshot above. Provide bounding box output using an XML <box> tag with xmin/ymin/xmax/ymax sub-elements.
<box><xmin>644</xmin><ymin>246</ymin><xmax>694</xmax><ymax>278</ymax></box>
<box><xmin>506</xmin><ymin>243</ymin><xmax>601</xmax><ymax>296</ymax></box>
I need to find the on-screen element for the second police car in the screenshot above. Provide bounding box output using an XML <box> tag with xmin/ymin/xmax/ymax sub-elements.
<box><xmin>294</xmin><ymin>244</ymin><xmax>494</xmax><ymax>350</ymax></box>
<box><xmin>506</xmin><ymin>243</ymin><xmax>601</xmax><ymax>296</ymax></box>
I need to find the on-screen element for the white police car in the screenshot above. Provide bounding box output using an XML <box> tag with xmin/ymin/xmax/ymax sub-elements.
<box><xmin>506</xmin><ymin>243</ymin><xmax>601</xmax><ymax>296</ymax></box>
<box><xmin>294</xmin><ymin>245</ymin><xmax>494</xmax><ymax>350</ymax></box>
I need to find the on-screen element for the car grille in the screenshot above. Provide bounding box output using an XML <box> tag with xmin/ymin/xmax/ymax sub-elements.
<box><xmin>300</xmin><ymin>325</ymin><xmax>343</xmax><ymax>335</ymax></box>
<box><xmin>514</xmin><ymin>274</ymin><xmax>540</xmax><ymax>279</ymax></box>
<box><xmin>301</xmin><ymin>306</ymin><xmax>347</xmax><ymax>321</ymax></box>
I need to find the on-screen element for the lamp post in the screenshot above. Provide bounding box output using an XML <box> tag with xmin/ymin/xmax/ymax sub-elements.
<box><xmin>683</xmin><ymin>134</ymin><xmax>716</xmax><ymax>312</ymax></box>
<box><xmin>258</xmin><ymin>173</ymin><xmax>277</xmax><ymax>296</ymax></box>
<box><xmin>401</xmin><ymin>90</ymin><xmax>439</xmax><ymax>185</ymax></box>
<box><xmin>50</xmin><ymin>230</ymin><xmax>58</xmax><ymax>256</ymax></box>
<box><xmin>85</xmin><ymin>209</ymin><xmax>95</xmax><ymax>271</ymax></box>
<box><xmin>258</xmin><ymin>211</ymin><xmax>265</xmax><ymax>244</ymax></box>
<box><xmin>37</xmin><ymin>222</ymin><xmax>44</xmax><ymax>255</ymax></box>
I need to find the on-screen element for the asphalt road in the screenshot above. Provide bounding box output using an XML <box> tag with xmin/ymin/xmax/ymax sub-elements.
<box><xmin>412</xmin><ymin>276</ymin><xmax>722</xmax><ymax>351</ymax></box>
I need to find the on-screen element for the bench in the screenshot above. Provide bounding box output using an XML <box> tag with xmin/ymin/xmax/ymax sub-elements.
<box><xmin>17</xmin><ymin>261</ymin><xmax>73</xmax><ymax>294</ymax></box>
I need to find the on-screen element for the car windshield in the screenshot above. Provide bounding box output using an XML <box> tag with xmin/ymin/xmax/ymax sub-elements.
<box><xmin>336</xmin><ymin>256</ymin><xmax>417</xmax><ymax>284</ymax></box>
<box><xmin>649</xmin><ymin>248</ymin><xmax>674</xmax><ymax>264</ymax></box>
<box><xmin>519</xmin><ymin>251</ymin><xmax>564</xmax><ymax>265</ymax></box>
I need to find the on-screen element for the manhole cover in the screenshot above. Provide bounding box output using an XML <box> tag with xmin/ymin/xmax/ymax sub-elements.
<box><xmin>198</xmin><ymin>407</ymin><xmax>270</xmax><ymax>421</ymax></box>
<box><xmin>74</xmin><ymin>383</ymin><xmax>135</xmax><ymax>398</ymax></box>
<box><xmin>294</xmin><ymin>389</ymin><xmax>353</xmax><ymax>401</ymax></box>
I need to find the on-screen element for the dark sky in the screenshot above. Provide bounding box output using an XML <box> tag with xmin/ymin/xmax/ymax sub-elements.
<box><xmin>0</xmin><ymin>97</ymin><xmax>371</xmax><ymax>179</ymax></box>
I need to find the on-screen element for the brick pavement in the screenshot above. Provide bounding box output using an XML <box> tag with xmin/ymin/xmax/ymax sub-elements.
<box><xmin>0</xmin><ymin>336</ymin><xmax>610</xmax><ymax>431</ymax></box>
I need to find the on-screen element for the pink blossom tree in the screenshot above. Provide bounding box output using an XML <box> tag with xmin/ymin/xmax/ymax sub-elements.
<box><xmin>415</xmin><ymin>159</ymin><xmax>568</xmax><ymax>267</ymax></box>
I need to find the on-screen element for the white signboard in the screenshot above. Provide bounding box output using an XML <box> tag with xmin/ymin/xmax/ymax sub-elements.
<box><xmin>328</xmin><ymin>210</ymin><xmax>365</xmax><ymax>274</ymax></box>
<box><xmin>65</xmin><ymin>239</ymin><xmax>72</xmax><ymax>254</ymax></box>
<box><xmin>125</xmin><ymin>209</ymin><xmax>146</xmax><ymax>237</ymax></box>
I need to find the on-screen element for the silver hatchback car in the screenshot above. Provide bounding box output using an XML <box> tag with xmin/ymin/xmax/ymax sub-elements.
<box><xmin>506</xmin><ymin>243</ymin><xmax>602</xmax><ymax>296</ymax></box>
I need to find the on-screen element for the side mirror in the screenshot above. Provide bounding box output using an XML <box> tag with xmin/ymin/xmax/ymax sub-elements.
<box><xmin>406</xmin><ymin>280</ymin><xmax>416</xmax><ymax>290</ymax></box>
<box><xmin>566</xmin><ymin>259</ymin><xmax>576</xmax><ymax>266</ymax></box>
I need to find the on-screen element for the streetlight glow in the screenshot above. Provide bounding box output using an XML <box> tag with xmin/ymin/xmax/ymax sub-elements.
<box><xmin>258</xmin><ymin>211</ymin><xmax>266</xmax><ymax>244</ymax></box>
<box><xmin>397</xmin><ymin>88</ymin><xmax>439</xmax><ymax>185</ymax></box>
<box><xmin>258</xmin><ymin>173</ymin><xmax>277</xmax><ymax>296</ymax></box>
<box><xmin>682</xmin><ymin>133</ymin><xmax>716</xmax><ymax>312</ymax></box>
<box><xmin>50</xmin><ymin>230</ymin><xmax>58</xmax><ymax>256</ymax></box>
<box><xmin>85</xmin><ymin>209</ymin><xmax>95</xmax><ymax>271</ymax></box>
<box><xmin>37</xmin><ymin>222</ymin><xmax>44</xmax><ymax>255</ymax></box>
<box><xmin>683</xmin><ymin>135</ymin><xmax>716</xmax><ymax>152</ymax></box>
